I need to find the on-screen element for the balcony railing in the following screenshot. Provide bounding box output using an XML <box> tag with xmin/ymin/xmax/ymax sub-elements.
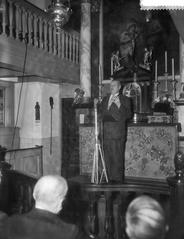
<box><xmin>0</xmin><ymin>0</ymin><xmax>80</xmax><ymax>64</ymax></box>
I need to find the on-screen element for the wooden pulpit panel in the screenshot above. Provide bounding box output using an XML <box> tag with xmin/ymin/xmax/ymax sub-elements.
<box><xmin>125</xmin><ymin>124</ymin><xmax>178</xmax><ymax>180</ymax></box>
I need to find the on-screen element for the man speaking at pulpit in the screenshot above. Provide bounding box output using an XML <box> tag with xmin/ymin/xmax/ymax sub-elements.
<box><xmin>99</xmin><ymin>79</ymin><xmax>132</xmax><ymax>183</ymax></box>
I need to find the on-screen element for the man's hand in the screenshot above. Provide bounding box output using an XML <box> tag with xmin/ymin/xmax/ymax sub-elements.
<box><xmin>113</xmin><ymin>96</ymin><xmax>121</xmax><ymax>108</ymax></box>
<box><xmin>94</xmin><ymin>98</ymin><xmax>99</xmax><ymax>107</ymax></box>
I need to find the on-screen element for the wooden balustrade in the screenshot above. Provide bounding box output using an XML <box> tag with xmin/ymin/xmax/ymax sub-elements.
<box><xmin>68</xmin><ymin>177</ymin><xmax>170</xmax><ymax>239</ymax></box>
<box><xmin>0</xmin><ymin>0</ymin><xmax>80</xmax><ymax>64</ymax></box>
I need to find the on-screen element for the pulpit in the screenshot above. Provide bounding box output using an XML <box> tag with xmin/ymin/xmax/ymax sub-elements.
<box><xmin>125</xmin><ymin>123</ymin><xmax>179</xmax><ymax>180</ymax></box>
<box><xmin>79</xmin><ymin>123</ymin><xmax>179</xmax><ymax>180</ymax></box>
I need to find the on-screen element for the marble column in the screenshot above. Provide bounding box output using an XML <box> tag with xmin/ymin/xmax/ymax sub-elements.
<box><xmin>80</xmin><ymin>0</ymin><xmax>91</xmax><ymax>99</ymax></box>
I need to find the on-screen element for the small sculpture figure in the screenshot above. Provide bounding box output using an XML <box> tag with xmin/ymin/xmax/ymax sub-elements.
<box><xmin>73</xmin><ymin>88</ymin><xmax>85</xmax><ymax>105</ymax></box>
<box><xmin>111</xmin><ymin>50</ymin><xmax>121</xmax><ymax>72</ymax></box>
<box><xmin>35</xmin><ymin>102</ymin><xmax>40</xmax><ymax>121</ymax></box>
<box><xmin>139</xmin><ymin>47</ymin><xmax>153</xmax><ymax>71</ymax></box>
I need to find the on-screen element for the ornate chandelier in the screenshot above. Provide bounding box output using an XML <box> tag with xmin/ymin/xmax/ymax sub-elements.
<box><xmin>47</xmin><ymin>0</ymin><xmax>72</xmax><ymax>31</ymax></box>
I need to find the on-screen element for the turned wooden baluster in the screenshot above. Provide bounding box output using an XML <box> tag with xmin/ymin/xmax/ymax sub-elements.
<box><xmin>57</xmin><ymin>31</ymin><xmax>61</xmax><ymax>58</ymax></box>
<box><xmin>69</xmin><ymin>33</ymin><xmax>72</xmax><ymax>61</ymax></box>
<box><xmin>33</xmin><ymin>14</ymin><xmax>38</xmax><ymax>47</ymax></box>
<box><xmin>104</xmin><ymin>191</ymin><xmax>114</xmax><ymax>239</ymax></box>
<box><xmin>2</xmin><ymin>0</ymin><xmax>7</xmax><ymax>35</ymax></box>
<box><xmin>65</xmin><ymin>32</ymin><xmax>69</xmax><ymax>60</ymax></box>
<box><xmin>53</xmin><ymin>24</ymin><xmax>57</xmax><ymax>55</ymax></box>
<box><xmin>48</xmin><ymin>22</ymin><xmax>53</xmax><ymax>54</ymax></box>
<box><xmin>39</xmin><ymin>17</ymin><xmax>43</xmax><ymax>49</ymax></box>
<box><xmin>43</xmin><ymin>20</ymin><xmax>48</xmax><ymax>51</ymax></box>
<box><xmin>61</xmin><ymin>30</ymin><xmax>65</xmax><ymax>59</ymax></box>
<box><xmin>28</xmin><ymin>13</ymin><xmax>33</xmax><ymax>45</ymax></box>
<box><xmin>22</xmin><ymin>9</ymin><xmax>28</xmax><ymax>42</ymax></box>
<box><xmin>9</xmin><ymin>0</ymin><xmax>14</xmax><ymax>37</ymax></box>
<box><xmin>72</xmin><ymin>35</ymin><xmax>75</xmax><ymax>63</ymax></box>
<box><xmin>76</xmin><ymin>35</ymin><xmax>79</xmax><ymax>63</ymax></box>
<box><xmin>15</xmin><ymin>3</ymin><xmax>20</xmax><ymax>40</ymax></box>
<box><xmin>87</xmin><ymin>192</ymin><xmax>99</xmax><ymax>239</ymax></box>
<box><xmin>118</xmin><ymin>191</ymin><xmax>129</xmax><ymax>239</ymax></box>
<box><xmin>18</xmin><ymin>7</ymin><xmax>23</xmax><ymax>40</ymax></box>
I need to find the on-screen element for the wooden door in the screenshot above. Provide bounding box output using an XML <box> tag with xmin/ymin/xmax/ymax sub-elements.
<box><xmin>61</xmin><ymin>98</ymin><xmax>79</xmax><ymax>178</ymax></box>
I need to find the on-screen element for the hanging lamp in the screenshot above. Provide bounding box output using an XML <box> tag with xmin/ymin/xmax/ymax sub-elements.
<box><xmin>47</xmin><ymin>0</ymin><xmax>72</xmax><ymax>32</ymax></box>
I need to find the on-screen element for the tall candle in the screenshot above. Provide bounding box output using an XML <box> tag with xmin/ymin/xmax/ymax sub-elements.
<box><xmin>155</xmin><ymin>60</ymin><xmax>157</xmax><ymax>82</ymax></box>
<box><xmin>111</xmin><ymin>56</ymin><xmax>113</xmax><ymax>76</ymax></box>
<box><xmin>165</xmin><ymin>51</ymin><xmax>167</xmax><ymax>73</ymax></box>
<box><xmin>99</xmin><ymin>64</ymin><xmax>102</xmax><ymax>84</ymax></box>
<box><xmin>172</xmin><ymin>58</ymin><xmax>174</xmax><ymax>81</ymax></box>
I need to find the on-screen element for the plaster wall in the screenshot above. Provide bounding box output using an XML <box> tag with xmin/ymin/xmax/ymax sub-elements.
<box><xmin>14</xmin><ymin>82</ymin><xmax>61</xmax><ymax>175</ymax></box>
<box><xmin>60</xmin><ymin>83</ymin><xmax>80</xmax><ymax>98</ymax></box>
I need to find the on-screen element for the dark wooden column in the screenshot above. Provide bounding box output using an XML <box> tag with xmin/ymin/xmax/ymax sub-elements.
<box><xmin>167</xmin><ymin>151</ymin><xmax>184</xmax><ymax>239</ymax></box>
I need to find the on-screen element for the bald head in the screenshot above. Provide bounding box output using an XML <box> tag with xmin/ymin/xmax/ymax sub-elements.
<box><xmin>33</xmin><ymin>175</ymin><xmax>68</xmax><ymax>214</ymax></box>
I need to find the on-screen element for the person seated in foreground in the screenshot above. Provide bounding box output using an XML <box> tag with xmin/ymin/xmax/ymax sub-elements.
<box><xmin>1</xmin><ymin>175</ymin><xmax>88</xmax><ymax>239</ymax></box>
<box><xmin>0</xmin><ymin>210</ymin><xmax>7</xmax><ymax>230</ymax></box>
<box><xmin>125</xmin><ymin>195</ymin><xmax>168</xmax><ymax>239</ymax></box>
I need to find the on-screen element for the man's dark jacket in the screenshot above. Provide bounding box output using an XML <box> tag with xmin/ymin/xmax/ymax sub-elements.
<box><xmin>101</xmin><ymin>94</ymin><xmax>132</xmax><ymax>139</ymax></box>
<box><xmin>100</xmin><ymin>94</ymin><xmax>132</xmax><ymax>181</ymax></box>
<box><xmin>1</xmin><ymin>208</ymin><xmax>86</xmax><ymax>239</ymax></box>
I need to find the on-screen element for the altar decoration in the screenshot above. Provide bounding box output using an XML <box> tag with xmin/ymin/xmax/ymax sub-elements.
<box><xmin>153</xmin><ymin>52</ymin><xmax>177</xmax><ymax>105</ymax></box>
<box><xmin>125</xmin><ymin>124</ymin><xmax>178</xmax><ymax>180</ymax></box>
<box><xmin>147</xmin><ymin>113</ymin><xmax>173</xmax><ymax>124</ymax></box>
<box><xmin>123</xmin><ymin>73</ymin><xmax>142</xmax><ymax>114</ymax></box>
<box><xmin>110</xmin><ymin>17</ymin><xmax>162</xmax><ymax>79</ymax></box>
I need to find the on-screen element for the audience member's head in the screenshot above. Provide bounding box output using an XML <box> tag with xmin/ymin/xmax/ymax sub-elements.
<box><xmin>125</xmin><ymin>195</ymin><xmax>167</xmax><ymax>239</ymax></box>
<box><xmin>33</xmin><ymin>175</ymin><xmax>68</xmax><ymax>214</ymax></box>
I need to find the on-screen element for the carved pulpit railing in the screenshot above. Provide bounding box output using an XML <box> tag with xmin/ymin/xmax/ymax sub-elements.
<box><xmin>77</xmin><ymin>178</ymin><xmax>170</xmax><ymax>239</ymax></box>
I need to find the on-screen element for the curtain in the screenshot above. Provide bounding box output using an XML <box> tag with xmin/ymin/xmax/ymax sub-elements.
<box><xmin>170</xmin><ymin>10</ymin><xmax>184</xmax><ymax>42</ymax></box>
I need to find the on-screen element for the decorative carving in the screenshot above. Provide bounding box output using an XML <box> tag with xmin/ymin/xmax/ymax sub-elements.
<box><xmin>125</xmin><ymin>125</ymin><xmax>177</xmax><ymax>179</ymax></box>
<box><xmin>174</xmin><ymin>151</ymin><xmax>184</xmax><ymax>181</ymax></box>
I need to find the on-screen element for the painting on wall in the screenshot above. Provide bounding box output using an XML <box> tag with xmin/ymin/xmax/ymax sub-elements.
<box><xmin>103</xmin><ymin>0</ymin><xmax>179</xmax><ymax>81</ymax></box>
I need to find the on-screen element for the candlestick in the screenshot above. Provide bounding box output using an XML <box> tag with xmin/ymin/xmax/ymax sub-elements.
<box><xmin>165</xmin><ymin>51</ymin><xmax>167</xmax><ymax>73</ymax></box>
<box><xmin>172</xmin><ymin>58</ymin><xmax>175</xmax><ymax>81</ymax></box>
<box><xmin>111</xmin><ymin>56</ymin><xmax>113</xmax><ymax>76</ymax></box>
<box><xmin>99</xmin><ymin>64</ymin><xmax>102</xmax><ymax>100</ymax></box>
<box><xmin>99</xmin><ymin>64</ymin><xmax>101</xmax><ymax>84</ymax></box>
<box><xmin>155</xmin><ymin>60</ymin><xmax>157</xmax><ymax>82</ymax></box>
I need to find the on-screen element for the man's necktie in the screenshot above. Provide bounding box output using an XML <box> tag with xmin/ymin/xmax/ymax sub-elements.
<box><xmin>108</xmin><ymin>95</ymin><xmax>116</xmax><ymax>110</ymax></box>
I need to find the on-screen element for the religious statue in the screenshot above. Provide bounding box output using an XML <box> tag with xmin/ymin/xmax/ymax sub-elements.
<box><xmin>110</xmin><ymin>17</ymin><xmax>163</xmax><ymax>78</ymax></box>
<box><xmin>139</xmin><ymin>46</ymin><xmax>153</xmax><ymax>71</ymax></box>
<box><xmin>35</xmin><ymin>102</ymin><xmax>40</xmax><ymax>121</ymax></box>
<box><xmin>73</xmin><ymin>88</ymin><xmax>85</xmax><ymax>105</ymax></box>
<box><xmin>111</xmin><ymin>50</ymin><xmax>121</xmax><ymax>73</ymax></box>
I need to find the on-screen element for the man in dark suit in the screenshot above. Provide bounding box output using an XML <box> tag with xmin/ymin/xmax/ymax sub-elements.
<box><xmin>100</xmin><ymin>79</ymin><xmax>132</xmax><ymax>183</ymax></box>
<box><xmin>1</xmin><ymin>175</ymin><xmax>87</xmax><ymax>239</ymax></box>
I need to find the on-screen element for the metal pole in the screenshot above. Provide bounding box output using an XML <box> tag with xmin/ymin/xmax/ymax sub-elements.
<box><xmin>99</xmin><ymin>0</ymin><xmax>103</xmax><ymax>100</ymax></box>
<box><xmin>50</xmin><ymin>107</ymin><xmax>53</xmax><ymax>155</ymax></box>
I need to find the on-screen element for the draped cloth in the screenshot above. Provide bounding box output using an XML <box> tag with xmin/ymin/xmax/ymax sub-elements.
<box><xmin>170</xmin><ymin>10</ymin><xmax>184</xmax><ymax>42</ymax></box>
